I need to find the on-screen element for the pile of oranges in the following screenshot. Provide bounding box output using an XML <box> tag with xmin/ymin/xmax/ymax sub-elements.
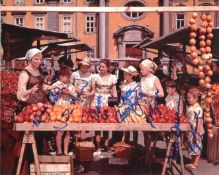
<box><xmin>48</xmin><ymin>103</ymin><xmax>82</xmax><ymax>123</ymax></box>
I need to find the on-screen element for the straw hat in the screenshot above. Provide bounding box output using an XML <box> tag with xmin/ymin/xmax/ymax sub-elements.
<box><xmin>80</xmin><ymin>57</ymin><xmax>91</xmax><ymax>66</ymax></box>
<box><xmin>121</xmin><ymin>66</ymin><xmax>139</xmax><ymax>76</ymax></box>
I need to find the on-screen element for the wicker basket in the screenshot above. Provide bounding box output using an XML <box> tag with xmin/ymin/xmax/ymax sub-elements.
<box><xmin>75</xmin><ymin>141</ymin><xmax>95</xmax><ymax>161</ymax></box>
<box><xmin>113</xmin><ymin>141</ymin><xmax>132</xmax><ymax>160</ymax></box>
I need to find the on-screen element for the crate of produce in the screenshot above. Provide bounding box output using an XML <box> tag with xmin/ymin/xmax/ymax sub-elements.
<box><xmin>113</xmin><ymin>141</ymin><xmax>133</xmax><ymax>160</ymax></box>
<box><xmin>207</xmin><ymin>126</ymin><xmax>219</xmax><ymax>163</ymax></box>
<box><xmin>30</xmin><ymin>155</ymin><xmax>74</xmax><ymax>175</ymax></box>
<box><xmin>75</xmin><ymin>141</ymin><xmax>95</xmax><ymax>161</ymax></box>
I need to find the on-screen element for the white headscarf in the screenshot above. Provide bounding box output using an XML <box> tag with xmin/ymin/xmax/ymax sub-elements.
<box><xmin>140</xmin><ymin>59</ymin><xmax>158</xmax><ymax>74</ymax></box>
<box><xmin>25</xmin><ymin>48</ymin><xmax>41</xmax><ymax>61</ymax></box>
<box><xmin>121</xmin><ymin>66</ymin><xmax>139</xmax><ymax>76</ymax></box>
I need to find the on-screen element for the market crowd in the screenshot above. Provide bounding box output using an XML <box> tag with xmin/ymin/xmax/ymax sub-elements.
<box><xmin>16</xmin><ymin>48</ymin><xmax>206</xmax><ymax>173</ymax></box>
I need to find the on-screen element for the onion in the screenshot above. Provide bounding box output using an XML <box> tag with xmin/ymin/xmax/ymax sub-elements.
<box><xmin>208</xmin><ymin>133</ymin><xmax>214</xmax><ymax>138</ymax></box>
<box><xmin>189</xmin><ymin>32</ymin><xmax>197</xmax><ymax>38</ymax></box>
<box><xmin>200</xmin><ymin>47</ymin><xmax>206</xmax><ymax>53</ymax></box>
<box><xmin>207</xmin><ymin>27</ymin><xmax>213</xmax><ymax>33</ymax></box>
<box><xmin>192</xmin><ymin>12</ymin><xmax>198</xmax><ymax>19</ymax></box>
<box><xmin>204</xmin><ymin>76</ymin><xmax>211</xmax><ymax>83</ymax></box>
<box><xmin>190</xmin><ymin>46</ymin><xmax>197</xmax><ymax>52</ymax></box>
<box><xmin>198</xmin><ymin>66</ymin><xmax>204</xmax><ymax>71</ymax></box>
<box><xmin>207</xmin><ymin>33</ymin><xmax>213</xmax><ymax>39</ymax></box>
<box><xmin>207</xmin><ymin>123</ymin><xmax>213</xmax><ymax>129</ymax></box>
<box><xmin>206</xmin><ymin>46</ymin><xmax>211</xmax><ymax>53</ymax></box>
<box><xmin>206</xmin><ymin>39</ymin><xmax>212</xmax><ymax>46</ymax></box>
<box><xmin>207</xmin><ymin>129</ymin><xmax>213</xmax><ymax>134</ymax></box>
<box><xmin>205</xmin><ymin>97</ymin><xmax>213</xmax><ymax>104</ymax></box>
<box><xmin>204</xmin><ymin>65</ymin><xmax>211</xmax><ymax>71</ymax></box>
<box><xmin>207</xmin><ymin>70</ymin><xmax>213</xmax><ymax>77</ymax></box>
<box><xmin>198</xmin><ymin>59</ymin><xmax>204</xmax><ymax>66</ymax></box>
<box><xmin>208</xmin><ymin>21</ymin><xmax>213</xmax><ymax>27</ymax></box>
<box><xmin>201</xmin><ymin>21</ymin><xmax>208</xmax><ymax>28</ymax></box>
<box><xmin>205</xmin><ymin>112</ymin><xmax>211</xmax><ymax>118</ymax></box>
<box><xmin>205</xmin><ymin>83</ymin><xmax>212</xmax><ymax>89</ymax></box>
<box><xmin>205</xmin><ymin>117</ymin><xmax>213</xmax><ymax>124</ymax></box>
<box><xmin>199</xmin><ymin>40</ymin><xmax>206</xmax><ymax>48</ymax></box>
<box><xmin>206</xmin><ymin>59</ymin><xmax>213</xmax><ymax>66</ymax></box>
<box><xmin>206</xmin><ymin>91</ymin><xmax>212</xmax><ymax>97</ymax></box>
<box><xmin>199</xmin><ymin>35</ymin><xmax>205</xmax><ymax>41</ymax></box>
<box><xmin>189</xmin><ymin>38</ymin><xmax>196</xmax><ymax>45</ymax></box>
<box><xmin>201</xmin><ymin>13</ymin><xmax>207</xmax><ymax>21</ymax></box>
<box><xmin>205</xmin><ymin>107</ymin><xmax>210</xmax><ymax>112</ymax></box>
<box><xmin>200</xmin><ymin>27</ymin><xmax>207</xmax><ymax>35</ymax></box>
<box><xmin>190</xmin><ymin>24</ymin><xmax>198</xmax><ymax>32</ymax></box>
<box><xmin>207</xmin><ymin>15</ymin><xmax>212</xmax><ymax>22</ymax></box>
<box><xmin>199</xmin><ymin>79</ymin><xmax>205</xmax><ymax>86</ymax></box>
<box><xmin>191</xmin><ymin>52</ymin><xmax>198</xmax><ymax>59</ymax></box>
<box><xmin>208</xmin><ymin>53</ymin><xmax>213</xmax><ymax>59</ymax></box>
<box><xmin>192</xmin><ymin>58</ymin><xmax>199</xmax><ymax>65</ymax></box>
<box><xmin>189</xmin><ymin>18</ymin><xmax>196</xmax><ymax>24</ymax></box>
<box><xmin>202</xmin><ymin>54</ymin><xmax>209</xmax><ymax>60</ymax></box>
<box><xmin>198</xmin><ymin>71</ymin><xmax>205</xmax><ymax>79</ymax></box>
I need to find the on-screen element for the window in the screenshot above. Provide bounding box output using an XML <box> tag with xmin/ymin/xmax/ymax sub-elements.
<box><xmin>35</xmin><ymin>0</ymin><xmax>44</xmax><ymax>4</ymax></box>
<box><xmin>62</xmin><ymin>15</ymin><xmax>72</xmax><ymax>34</ymax></box>
<box><xmin>86</xmin><ymin>49</ymin><xmax>95</xmax><ymax>58</ymax></box>
<box><xmin>34</xmin><ymin>16</ymin><xmax>44</xmax><ymax>29</ymax></box>
<box><xmin>86</xmin><ymin>0</ymin><xmax>94</xmax><ymax>3</ymax></box>
<box><xmin>15</xmin><ymin>0</ymin><xmax>24</xmax><ymax>5</ymax></box>
<box><xmin>14</xmin><ymin>17</ymin><xmax>24</xmax><ymax>26</ymax></box>
<box><xmin>123</xmin><ymin>1</ymin><xmax>145</xmax><ymax>20</ymax></box>
<box><xmin>176</xmin><ymin>14</ymin><xmax>185</xmax><ymax>29</ymax></box>
<box><xmin>85</xmin><ymin>15</ymin><xmax>95</xmax><ymax>33</ymax></box>
<box><xmin>63</xmin><ymin>0</ymin><xmax>72</xmax><ymax>3</ymax></box>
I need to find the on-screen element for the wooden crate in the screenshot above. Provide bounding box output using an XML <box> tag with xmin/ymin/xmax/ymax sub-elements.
<box><xmin>30</xmin><ymin>155</ymin><xmax>74</xmax><ymax>175</ymax></box>
<box><xmin>76</xmin><ymin>141</ymin><xmax>95</xmax><ymax>161</ymax></box>
<box><xmin>207</xmin><ymin>126</ymin><xmax>219</xmax><ymax>163</ymax></box>
<box><xmin>113</xmin><ymin>141</ymin><xmax>132</xmax><ymax>160</ymax></box>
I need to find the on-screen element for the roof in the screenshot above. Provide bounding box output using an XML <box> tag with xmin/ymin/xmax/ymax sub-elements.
<box><xmin>1</xmin><ymin>23</ymin><xmax>80</xmax><ymax>61</ymax></box>
<box><xmin>42</xmin><ymin>43</ymin><xmax>93</xmax><ymax>57</ymax></box>
<box><xmin>136</xmin><ymin>26</ymin><xmax>219</xmax><ymax>59</ymax></box>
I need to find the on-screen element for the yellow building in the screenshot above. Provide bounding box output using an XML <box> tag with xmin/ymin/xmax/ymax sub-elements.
<box><xmin>1</xmin><ymin>0</ymin><xmax>217</xmax><ymax>63</ymax></box>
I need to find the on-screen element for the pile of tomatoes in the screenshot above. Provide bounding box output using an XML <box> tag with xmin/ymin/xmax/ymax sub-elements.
<box><xmin>143</xmin><ymin>104</ymin><xmax>187</xmax><ymax>123</ymax></box>
<box><xmin>82</xmin><ymin>107</ymin><xmax>118</xmax><ymax>123</ymax></box>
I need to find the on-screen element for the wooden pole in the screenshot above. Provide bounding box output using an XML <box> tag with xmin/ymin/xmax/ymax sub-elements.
<box><xmin>1</xmin><ymin>6</ymin><xmax>219</xmax><ymax>13</ymax></box>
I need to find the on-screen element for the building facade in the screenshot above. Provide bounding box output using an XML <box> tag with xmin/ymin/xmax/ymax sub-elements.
<box><xmin>1</xmin><ymin>0</ymin><xmax>217</xmax><ymax>63</ymax></box>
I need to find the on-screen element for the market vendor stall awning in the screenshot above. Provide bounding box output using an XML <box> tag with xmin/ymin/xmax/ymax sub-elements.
<box><xmin>42</xmin><ymin>42</ymin><xmax>93</xmax><ymax>57</ymax></box>
<box><xmin>1</xmin><ymin>23</ymin><xmax>79</xmax><ymax>61</ymax></box>
<box><xmin>135</xmin><ymin>26</ymin><xmax>219</xmax><ymax>59</ymax></box>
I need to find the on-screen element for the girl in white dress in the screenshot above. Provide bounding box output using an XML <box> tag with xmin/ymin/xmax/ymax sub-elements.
<box><xmin>91</xmin><ymin>59</ymin><xmax>117</xmax><ymax>149</ymax></box>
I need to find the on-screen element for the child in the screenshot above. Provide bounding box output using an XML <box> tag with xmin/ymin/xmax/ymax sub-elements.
<box><xmin>185</xmin><ymin>88</ymin><xmax>204</xmax><ymax>169</ymax></box>
<box><xmin>165</xmin><ymin>80</ymin><xmax>183</xmax><ymax>115</ymax></box>
<box><xmin>52</xmin><ymin>67</ymin><xmax>75</xmax><ymax>155</ymax></box>
<box><xmin>119</xmin><ymin>66</ymin><xmax>140</xmax><ymax>144</ymax></box>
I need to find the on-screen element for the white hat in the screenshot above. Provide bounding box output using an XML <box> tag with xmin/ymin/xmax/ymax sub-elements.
<box><xmin>25</xmin><ymin>48</ymin><xmax>41</xmax><ymax>61</ymax></box>
<box><xmin>80</xmin><ymin>57</ymin><xmax>91</xmax><ymax>66</ymax></box>
<box><xmin>121</xmin><ymin>66</ymin><xmax>139</xmax><ymax>76</ymax></box>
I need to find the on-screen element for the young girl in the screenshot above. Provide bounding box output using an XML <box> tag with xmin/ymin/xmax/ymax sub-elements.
<box><xmin>52</xmin><ymin>67</ymin><xmax>75</xmax><ymax>155</ymax></box>
<box><xmin>185</xmin><ymin>88</ymin><xmax>204</xmax><ymax>169</ymax></box>
<box><xmin>140</xmin><ymin>59</ymin><xmax>164</xmax><ymax>104</ymax></box>
<box><xmin>165</xmin><ymin>80</ymin><xmax>183</xmax><ymax>115</ymax></box>
<box><xmin>139</xmin><ymin>59</ymin><xmax>164</xmax><ymax>163</ymax></box>
<box><xmin>120</xmin><ymin>66</ymin><xmax>140</xmax><ymax>144</ymax></box>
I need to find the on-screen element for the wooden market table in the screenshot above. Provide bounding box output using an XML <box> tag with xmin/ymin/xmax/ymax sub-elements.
<box><xmin>14</xmin><ymin>123</ymin><xmax>190</xmax><ymax>175</ymax></box>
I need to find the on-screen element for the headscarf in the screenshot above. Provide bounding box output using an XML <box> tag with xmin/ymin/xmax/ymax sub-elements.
<box><xmin>80</xmin><ymin>57</ymin><xmax>91</xmax><ymax>66</ymax></box>
<box><xmin>140</xmin><ymin>59</ymin><xmax>158</xmax><ymax>73</ymax></box>
<box><xmin>25</xmin><ymin>48</ymin><xmax>41</xmax><ymax>61</ymax></box>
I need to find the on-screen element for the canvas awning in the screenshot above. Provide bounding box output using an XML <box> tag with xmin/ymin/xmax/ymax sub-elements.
<box><xmin>42</xmin><ymin>42</ymin><xmax>93</xmax><ymax>57</ymax></box>
<box><xmin>136</xmin><ymin>26</ymin><xmax>219</xmax><ymax>59</ymax></box>
<box><xmin>1</xmin><ymin>23</ymin><xmax>80</xmax><ymax>61</ymax></box>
